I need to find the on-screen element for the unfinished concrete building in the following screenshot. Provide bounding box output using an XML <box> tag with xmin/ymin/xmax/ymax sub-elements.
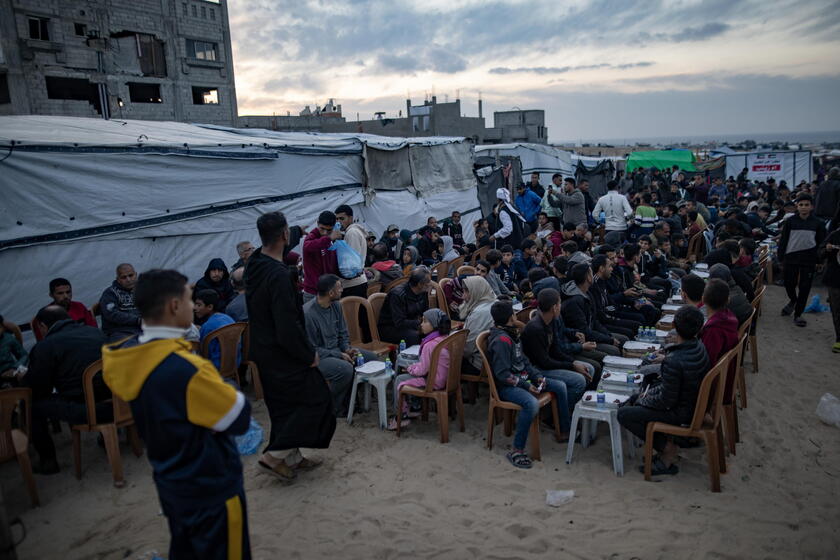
<box><xmin>0</xmin><ymin>0</ymin><xmax>238</xmax><ymax>125</ymax></box>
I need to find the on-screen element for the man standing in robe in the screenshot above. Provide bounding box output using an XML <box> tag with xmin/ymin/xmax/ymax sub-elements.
<box><xmin>245</xmin><ymin>211</ymin><xmax>336</xmax><ymax>482</ymax></box>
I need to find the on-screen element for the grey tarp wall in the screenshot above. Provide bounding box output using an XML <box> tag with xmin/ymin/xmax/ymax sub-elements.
<box><xmin>574</xmin><ymin>159</ymin><xmax>615</xmax><ymax>200</ymax></box>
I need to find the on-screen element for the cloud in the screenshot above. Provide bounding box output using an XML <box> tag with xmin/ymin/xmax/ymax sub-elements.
<box><xmin>635</xmin><ymin>22</ymin><xmax>732</xmax><ymax>45</ymax></box>
<box><xmin>376</xmin><ymin>46</ymin><xmax>467</xmax><ymax>75</ymax></box>
<box><xmin>489</xmin><ymin>62</ymin><xmax>654</xmax><ymax>75</ymax></box>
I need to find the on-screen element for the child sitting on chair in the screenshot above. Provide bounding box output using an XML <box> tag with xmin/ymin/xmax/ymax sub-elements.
<box><xmin>0</xmin><ymin>314</ymin><xmax>28</xmax><ymax>383</ymax></box>
<box><xmin>388</xmin><ymin>309</ymin><xmax>451</xmax><ymax>431</ymax></box>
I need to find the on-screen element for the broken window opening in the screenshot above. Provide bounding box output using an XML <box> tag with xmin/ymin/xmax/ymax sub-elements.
<box><xmin>74</xmin><ymin>22</ymin><xmax>87</xmax><ymax>36</ymax></box>
<box><xmin>45</xmin><ymin>76</ymin><xmax>102</xmax><ymax>114</ymax></box>
<box><xmin>192</xmin><ymin>86</ymin><xmax>219</xmax><ymax>105</ymax></box>
<box><xmin>128</xmin><ymin>82</ymin><xmax>162</xmax><ymax>103</ymax></box>
<box><xmin>136</xmin><ymin>34</ymin><xmax>167</xmax><ymax>77</ymax></box>
<box><xmin>28</xmin><ymin>17</ymin><xmax>50</xmax><ymax>41</ymax></box>
<box><xmin>0</xmin><ymin>74</ymin><xmax>11</xmax><ymax>105</ymax></box>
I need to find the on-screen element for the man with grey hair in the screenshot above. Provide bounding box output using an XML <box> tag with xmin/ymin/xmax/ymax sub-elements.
<box><xmin>226</xmin><ymin>267</ymin><xmax>248</xmax><ymax>322</ymax></box>
<box><xmin>99</xmin><ymin>263</ymin><xmax>141</xmax><ymax>341</ymax></box>
<box><xmin>378</xmin><ymin>267</ymin><xmax>431</xmax><ymax>346</ymax></box>
<box><xmin>231</xmin><ymin>241</ymin><xmax>255</xmax><ymax>272</ymax></box>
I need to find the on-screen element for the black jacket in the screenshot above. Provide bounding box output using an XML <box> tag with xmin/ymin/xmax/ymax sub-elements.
<box><xmin>778</xmin><ymin>214</ymin><xmax>827</xmax><ymax>267</ymax></box>
<box><xmin>378</xmin><ymin>283</ymin><xmax>429</xmax><ymax>341</ymax></box>
<box><xmin>195</xmin><ymin>257</ymin><xmax>235</xmax><ymax>312</ymax></box>
<box><xmin>441</xmin><ymin>221</ymin><xmax>464</xmax><ymax>246</ymax></box>
<box><xmin>815</xmin><ymin>179</ymin><xmax>840</xmax><ymax>219</ymax></box>
<box><xmin>521</xmin><ymin>315</ymin><xmax>580</xmax><ymax>372</ymax></box>
<box><xmin>99</xmin><ymin>281</ymin><xmax>141</xmax><ymax>341</ymax></box>
<box><xmin>638</xmin><ymin>338</ymin><xmax>710</xmax><ymax>423</ymax></box>
<box><xmin>24</xmin><ymin>319</ymin><xmax>107</xmax><ymax>402</ymax></box>
<box><xmin>591</xmin><ymin>276</ymin><xmax>619</xmax><ymax>323</ymax></box>
<box><xmin>821</xmin><ymin>229</ymin><xmax>840</xmax><ymax>288</ymax></box>
<box><xmin>487</xmin><ymin>326</ymin><xmax>542</xmax><ymax>390</ymax></box>
<box><xmin>244</xmin><ymin>248</ymin><xmax>315</xmax><ymax>375</ymax></box>
<box><xmin>726</xmin><ymin>281</ymin><xmax>754</xmax><ymax>325</ymax></box>
<box><xmin>560</xmin><ymin>281</ymin><xmax>613</xmax><ymax>344</ymax></box>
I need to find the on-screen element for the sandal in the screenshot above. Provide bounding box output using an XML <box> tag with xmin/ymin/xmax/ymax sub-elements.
<box><xmin>258</xmin><ymin>460</ymin><xmax>296</xmax><ymax>482</ymax></box>
<box><xmin>506</xmin><ymin>450</ymin><xmax>533</xmax><ymax>469</ymax></box>
<box><xmin>387</xmin><ymin>417</ymin><xmax>411</xmax><ymax>431</ymax></box>
<box><xmin>794</xmin><ymin>317</ymin><xmax>807</xmax><ymax>327</ymax></box>
<box><xmin>292</xmin><ymin>457</ymin><xmax>323</xmax><ymax>471</ymax></box>
<box><xmin>639</xmin><ymin>456</ymin><xmax>679</xmax><ymax>476</ymax></box>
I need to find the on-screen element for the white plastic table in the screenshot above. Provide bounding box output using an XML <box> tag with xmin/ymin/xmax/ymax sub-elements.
<box><xmin>346</xmin><ymin>363</ymin><xmax>394</xmax><ymax>430</ymax></box>
<box><xmin>565</xmin><ymin>403</ymin><xmax>637</xmax><ymax>476</ymax></box>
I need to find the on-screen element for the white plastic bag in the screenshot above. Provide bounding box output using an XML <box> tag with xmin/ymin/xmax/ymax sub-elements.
<box><xmin>546</xmin><ymin>490</ymin><xmax>574</xmax><ymax>507</ymax></box>
<box><xmin>816</xmin><ymin>393</ymin><xmax>840</xmax><ymax>428</ymax></box>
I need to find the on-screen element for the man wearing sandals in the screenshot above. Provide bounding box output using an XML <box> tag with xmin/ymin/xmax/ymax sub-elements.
<box><xmin>486</xmin><ymin>300</ymin><xmax>574</xmax><ymax>469</ymax></box>
<box><xmin>245</xmin><ymin>211</ymin><xmax>336</xmax><ymax>482</ymax></box>
<box><xmin>103</xmin><ymin>269</ymin><xmax>252</xmax><ymax>559</ymax></box>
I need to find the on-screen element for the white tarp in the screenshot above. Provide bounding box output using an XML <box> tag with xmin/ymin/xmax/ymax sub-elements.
<box><xmin>724</xmin><ymin>150</ymin><xmax>812</xmax><ymax>184</ymax></box>
<box><xmin>475</xmin><ymin>143</ymin><xmax>574</xmax><ymax>187</ymax></box>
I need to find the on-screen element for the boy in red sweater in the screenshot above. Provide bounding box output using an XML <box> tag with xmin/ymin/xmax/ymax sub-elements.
<box><xmin>699</xmin><ymin>279</ymin><xmax>740</xmax><ymax>364</ymax></box>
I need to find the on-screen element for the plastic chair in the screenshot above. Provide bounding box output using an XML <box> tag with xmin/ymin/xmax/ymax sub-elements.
<box><xmin>515</xmin><ymin>307</ymin><xmax>534</xmax><ymax>324</ymax></box>
<box><xmin>368</xmin><ymin>292</ymin><xmax>387</xmax><ymax>328</ymax></box>
<box><xmin>431</xmin><ymin>260</ymin><xmax>449</xmax><ymax>281</ymax></box>
<box><xmin>643</xmin><ymin>345</ymin><xmax>737</xmax><ymax>492</ymax></box>
<box><xmin>366</xmin><ymin>282</ymin><xmax>383</xmax><ymax>297</ymax></box>
<box><xmin>385</xmin><ymin>276</ymin><xmax>409</xmax><ymax>292</ymax></box>
<box><xmin>470</xmin><ymin>246</ymin><xmax>490</xmax><ymax>266</ymax></box>
<box><xmin>239</xmin><ymin>323</ymin><xmax>263</xmax><ymax>401</ymax></box>
<box><xmin>396</xmin><ymin>330</ymin><xmax>468</xmax><ymax>443</ymax></box>
<box><xmin>721</xmin><ymin>330</ymin><xmax>747</xmax><ymax>456</ymax></box>
<box><xmin>339</xmin><ymin>297</ymin><xmax>392</xmax><ymax>358</ymax></box>
<box><xmin>457</xmin><ymin>265</ymin><xmax>476</xmax><ymax>276</ymax></box>
<box><xmin>476</xmin><ymin>332</ymin><xmax>561</xmax><ymax>461</ymax></box>
<box><xmin>428</xmin><ymin>281</ymin><xmax>449</xmax><ymax>316</ymax></box>
<box><xmin>90</xmin><ymin>302</ymin><xmax>101</xmax><ymax>316</ymax></box>
<box><xmin>0</xmin><ymin>388</ymin><xmax>39</xmax><ymax>506</ymax></box>
<box><xmin>735</xmin><ymin>308</ymin><xmax>755</xmax><ymax>409</ymax></box>
<box><xmin>748</xmin><ymin>286</ymin><xmax>765</xmax><ymax>373</ymax></box>
<box><xmin>199</xmin><ymin>322</ymin><xmax>247</xmax><ymax>385</ymax></box>
<box><xmin>449</xmin><ymin>256</ymin><xmax>465</xmax><ymax>273</ymax></box>
<box><xmin>71</xmin><ymin>360</ymin><xmax>143</xmax><ymax>488</ymax></box>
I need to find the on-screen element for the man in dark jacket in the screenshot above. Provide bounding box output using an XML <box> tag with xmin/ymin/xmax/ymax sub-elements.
<box><xmin>245</xmin><ymin>211</ymin><xmax>335</xmax><ymax>482</ymax></box>
<box><xmin>522</xmin><ymin>288</ymin><xmax>598</xmax><ymax>389</ymax></box>
<box><xmin>441</xmin><ymin>211</ymin><xmax>464</xmax><ymax>247</ymax></box>
<box><xmin>590</xmin><ymin>255</ymin><xmax>642</xmax><ymax>339</ymax></box>
<box><xmin>194</xmin><ymin>258</ymin><xmax>235</xmax><ymax>313</ymax></box>
<box><xmin>99</xmin><ymin>263</ymin><xmax>141</xmax><ymax>341</ymax></box>
<box><xmin>814</xmin><ymin>167</ymin><xmax>840</xmax><ymax>220</ymax></box>
<box><xmin>23</xmin><ymin>305</ymin><xmax>108</xmax><ymax>473</ymax></box>
<box><xmin>821</xmin><ymin>224</ymin><xmax>840</xmax><ymax>353</ymax></box>
<box><xmin>778</xmin><ymin>194</ymin><xmax>827</xmax><ymax>326</ymax></box>
<box><xmin>560</xmin><ymin>263</ymin><xmax>624</xmax><ymax>356</ymax></box>
<box><xmin>617</xmin><ymin>305</ymin><xmax>710</xmax><ymax>476</ymax></box>
<box><xmin>378</xmin><ymin>268</ymin><xmax>431</xmax><ymax>346</ymax></box>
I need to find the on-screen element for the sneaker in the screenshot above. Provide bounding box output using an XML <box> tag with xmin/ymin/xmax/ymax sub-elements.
<box><xmin>832</xmin><ymin>342</ymin><xmax>840</xmax><ymax>353</ymax></box>
<box><xmin>781</xmin><ymin>303</ymin><xmax>794</xmax><ymax>316</ymax></box>
<box><xmin>794</xmin><ymin>316</ymin><xmax>807</xmax><ymax>327</ymax></box>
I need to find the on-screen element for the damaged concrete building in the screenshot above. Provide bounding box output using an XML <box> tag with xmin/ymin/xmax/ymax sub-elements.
<box><xmin>0</xmin><ymin>0</ymin><xmax>238</xmax><ymax>125</ymax></box>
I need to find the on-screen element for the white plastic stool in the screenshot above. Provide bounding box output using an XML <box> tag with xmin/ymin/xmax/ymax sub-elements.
<box><xmin>346</xmin><ymin>370</ymin><xmax>393</xmax><ymax>430</ymax></box>
<box><xmin>565</xmin><ymin>403</ymin><xmax>636</xmax><ymax>476</ymax></box>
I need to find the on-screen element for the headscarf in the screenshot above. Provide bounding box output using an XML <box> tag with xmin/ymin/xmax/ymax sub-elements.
<box><xmin>441</xmin><ymin>235</ymin><xmax>459</xmax><ymax>262</ymax></box>
<box><xmin>404</xmin><ymin>245</ymin><xmax>420</xmax><ymax>264</ymax></box>
<box><xmin>495</xmin><ymin>187</ymin><xmax>526</xmax><ymax>222</ymax></box>
<box><xmin>458</xmin><ymin>275</ymin><xmax>497</xmax><ymax>318</ymax></box>
<box><xmin>423</xmin><ymin>308</ymin><xmax>447</xmax><ymax>330</ymax></box>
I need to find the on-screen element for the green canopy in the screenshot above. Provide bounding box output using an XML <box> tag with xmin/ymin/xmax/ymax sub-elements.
<box><xmin>626</xmin><ymin>150</ymin><xmax>696</xmax><ymax>172</ymax></box>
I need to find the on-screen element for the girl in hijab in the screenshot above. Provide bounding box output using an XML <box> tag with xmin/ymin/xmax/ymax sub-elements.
<box><xmin>387</xmin><ymin>309</ymin><xmax>452</xmax><ymax>430</ymax></box>
<box><xmin>440</xmin><ymin>235</ymin><xmax>460</xmax><ymax>262</ymax></box>
<box><xmin>401</xmin><ymin>246</ymin><xmax>420</xmax><ymax>275</ymax></box>
<box><xmin>459</xmin><ymin>276</ymin><xmax>498</xmax><ymax>376</ymax></box>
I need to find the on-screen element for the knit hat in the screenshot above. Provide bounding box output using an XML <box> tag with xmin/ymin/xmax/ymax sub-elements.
<box><xmin>423</xmin><ymin>308</ymin><xmax>447</xmax><ymax>330</ymax></box>
<box><xmin>708</xmin><ymin>263</ymin><xmax>732</xmax><ymax>282</ymax></box>
<box><xmin>490</xmin><ymin>300</ymin><xmax>514</xmax><ymax>326</ymax></box>
<box><xmin>496</xmin><ymin>188</ymin><xmax>510</xmax><ymax>203</ymax></box>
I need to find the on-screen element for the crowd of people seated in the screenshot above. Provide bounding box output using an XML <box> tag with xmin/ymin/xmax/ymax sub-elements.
<box><xmin>2</xmin><ymin>168</ymin><xmax>839</xmax><ymax>479</ymax></box>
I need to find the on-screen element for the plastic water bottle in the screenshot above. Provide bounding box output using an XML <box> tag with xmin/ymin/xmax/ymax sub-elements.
<box><xmin>626</xmin><ymin>372</ymin><xmax>635</xmax><ymax>386</ymax></box>
<box><xmin>355</xmin><ymin>352</ymin><xmax>364</xmax><ymax>368</ymax></box>
<box><xmin>646</xmin><ymin>327</ymin><xmax>654</xmax><ymax>342</ymax></box>
<box><xmin>399</xmin><ymin>339</ymin><xmax>406</xmax><ymax>354</ymax></box>
<box><xmin>334</xmin><ymin>221</ymin><xmax>342</xmax><ymax>232</ymax></box>
<box><xmin>637</xmin><ymin>327</ymin><xmax>644</xmax><ymax>341</ymax></box>
<box><xmin>599</xmin><ymin>211</ymin><xmax>606</xmax><ymax>224</ymax></box>
<box><xmin>596</xmin><ymin>389</ymin><xmax>606</xmax><ymax>408</ymax></box>
<box><xmin>385</xmin><ymin>358</ymin><xmax>393</xmax><ymax>376</ymax></box>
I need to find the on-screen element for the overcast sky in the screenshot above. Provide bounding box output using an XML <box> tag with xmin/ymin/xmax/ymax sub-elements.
<box><xmin>228</xmin><ymin>0</ymin><xmax>840</xmax><ymax>143</ymax></box>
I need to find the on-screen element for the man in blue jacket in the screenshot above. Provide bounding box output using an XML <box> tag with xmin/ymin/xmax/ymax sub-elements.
<box><xmin>516</xmin><ymin>183</ymin><xmax>542</xmax><ymax>232</ymax></box>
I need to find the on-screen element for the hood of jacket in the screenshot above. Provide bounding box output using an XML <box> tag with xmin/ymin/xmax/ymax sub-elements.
<box><xmin>441</xmin><ymin>235</ymin><xmax>454</xmax><ymax>257</ymax></box>
<box><xmin>103</xmin><ymin>337</ymin><xmax>193</xmax><ymax>402</ymax></box>
<box><xmin>561</xmin><ymin>280</ymin><xmax>586</xmax><ymax>299</ymax></box>
<box><xmin>403</xmin><ymin>245</ymin><xmax>420</xmax><ymax>265</ymax></box>
<box><xmin>203</xmin><ymin>258</ymin><xmax>230</xmax><ymax>284</ymax></box>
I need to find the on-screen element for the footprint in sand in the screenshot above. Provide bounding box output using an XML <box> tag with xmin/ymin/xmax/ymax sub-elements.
<box><xmin>505</xmin><ymin>523</ymin><xmax>539</xmax><ymax>539</ymax></box>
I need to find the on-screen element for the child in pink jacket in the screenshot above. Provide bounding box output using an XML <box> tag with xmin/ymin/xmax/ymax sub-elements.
<box><xmin>388</xmin><ymin>308</ymin><xmax>451</xmax><ymax>430</ymax></box>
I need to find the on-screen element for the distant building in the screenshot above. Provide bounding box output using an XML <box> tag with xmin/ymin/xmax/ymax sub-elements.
<box><xmin>0</xmin><ymin>0</ymin><xmax>238</xmax><ymax>125</ymax></box>
<box><xmin>483</xmin><ymin>109</ymin><xmax>548</xmax><ymax>145</ymax></box>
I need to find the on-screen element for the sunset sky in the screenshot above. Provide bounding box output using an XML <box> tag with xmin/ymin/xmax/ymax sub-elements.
<box><xmin>228</xmin><ymin>0</ymin><xmax>840</xmax><ymax>142</ymax></box>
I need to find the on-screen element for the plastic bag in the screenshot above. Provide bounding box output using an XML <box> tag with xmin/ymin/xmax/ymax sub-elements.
<box><xmin>816</xmin><ymin>393</ymin><xmax>840</xmax><ymax>428</ymax></box>
<box><xmin>235</xmin><ymin>418</ymin><xmax>264</xmax><ymax>455</ymax></box>
<box><xmin>546</xmin><ymin>489</ymin><xmax>574</xmax><ymax>507</ymax></box>
<box><xmin>804</xmin><ymin>295</ymin><xmax>830</xmax><ymax>313</ymax></box>
<box><xmin>329</xmin><ymin>240</ymin><xmax>363</xmax><ymax>279</ymax></box>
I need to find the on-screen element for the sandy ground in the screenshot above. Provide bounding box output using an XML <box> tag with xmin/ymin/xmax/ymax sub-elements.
<box><xmin>4</xmin><ymin>284</ymin><xmax>840</xmax><ymax>560</ymax></box>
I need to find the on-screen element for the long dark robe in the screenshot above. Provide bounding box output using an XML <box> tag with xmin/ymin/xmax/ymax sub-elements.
<box><xmin>244</xmin><ymin>248</ymin><xmax>335</xmax><ymax>451</ymax></box>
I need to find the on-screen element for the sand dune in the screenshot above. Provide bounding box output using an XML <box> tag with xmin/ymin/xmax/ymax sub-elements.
<box><xmin>4</xmin><ymin>285</ymin><xmax>840</xmax><ymax>559</ymax></box>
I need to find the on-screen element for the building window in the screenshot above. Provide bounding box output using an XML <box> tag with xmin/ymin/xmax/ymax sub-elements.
<box><xmin>0</xmin><ymin>74</ymin><xmax>10</xmax><ymax>105</ymax></box>
<box><xmin>182</xmin><ymin>3</ymin><xmax>187</xmax><ymax>16</ymax></box>
<box><xmin>210</xmin><ymin>8</ymin><xmax>215</xmax><ymax>20</ymax></box>
<box><xmin>200</xmin><ymin>6</ymin><xmax>206</xmax><ymax>18</ymax></box>
<box><xmin>192</xmin><ymin>86</ymin><xmax>219</xmax><ymax>105</ymax></box>
<box><xmin>186</xmin><ymin>39</ymin><xmax>217</xmax><ymax>61</ymax></box>
<box><xmin>191</xmin><ymin>5</ymin><xmax>197</xmax><ymax>17</ymax></box>
<box><xmin>136</xmin><ymin>34</ymin><xmax>167</xmax><ymax>77</ymax></box>
<box><xmin>45</xmin><ymin>76</ymin><xmax>102</xmax><ymax>113</ymax></box>
<box><xmin>127</xmin><ymin>82</ymin><xmax>162</xmax><ymax>103</ymax></box>
<box><xmin>74</xmin><ymin>23</ymin><xmax>87</xmax><ymax>36</ymax></box>
<box><xmin>28</xmin><ymin>17</ymin><xmax>50</xmax><ymax>41</ymax></box>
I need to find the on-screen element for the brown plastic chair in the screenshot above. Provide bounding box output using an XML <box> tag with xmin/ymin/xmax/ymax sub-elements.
<box><xmin>735</xmin><ymin>308</ymin><xmax>755</xmax><ymax>409</ymax></box>
<box><xmin>339</xmin><ymin>296</ymin><xmax>392</xmax><ymax>357</ymax></box>
<box><xmin>722</xmin><ymin>331</ymin><xmax>747</xmax><ymax>457</ymax></box>
<box><xmin>428</xmin><ymin>281</ymin><xmax>449</xmax><ymax>316</ymax></box>
<box><xmin>366</xmin><ymin>282</ymin><xmax>383</xmax><ymax>297</ymax></box>
<box><xmin>449</xmin><ymin>256</ymin><xmax>465</xmax><ymax>272</ymax></box>
<box><xmin>71</xmin><ymin>360</ymin><xmax>143</xmax><ymax>488</ymax></box>
<box><xmin>643</xmin><ymin>345</ymin><xmax>737</xmax><ymax>492</ymax></box>
<box><xmin>515</xmin><ymin>307</ymin><xmax>534</xmax><ymax>324</ymax></box>
<box><xmin>396</xmin><ymin>329</ymin><xmax>469</xmax><ymax>443</ymax></box>
<box><xmin>457</xmin><ymin>265</ymin><xmax>476</xmax><ymax>276</ymax></box>
<box><xmin>368</xmin><ymin>292</ymin><xmax>387</xmax><ymax>327</ymax></box>
<box><xmin>0</xmin><ymin>388</ymin><xmax>39</xmax><ymax>506</ymax></box>
<box><xmin>199</xmin><ymin>322</ymin><xmax>247</xmax><ymax>385</ymax></box>
<box><xmin>238</xmin><ymin>323</ymin><xmax>263</xmax><ymax>401</ymax></box>
<box><xmin>748</xmin><ymin>286</ymin><xmax>765</xmax><ymax>373</ymax></box>
<box><xmin>476</xmin><ymin>331</ymin><xmax>561</xmax><ymax>460</ymax></box>
<box><xmin>431</xmin><ymin>260</ymin><xmax>449</xmax><ymax>281</ymax></box>
<box><xmin>2</xmin><ymin>320</ymin><xmax>22</xmax><ymax>345</ymax></box>
<box><xmin>470</xmin><ymin>246</ymin><xmax>490</xmax><ymax>266</ymax></box>
<box><xmin>90</xmin><ymin>302</ymin><xmax>101</xmax><ymax>316</ymax></box>
<box><xmin>385</xmin><ymin>276</ymin><xmax>409</xmax><ymax>292</ymax></box>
